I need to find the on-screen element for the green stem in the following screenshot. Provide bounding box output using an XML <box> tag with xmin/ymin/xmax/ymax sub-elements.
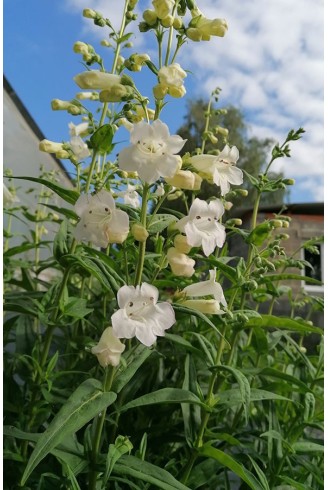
<box><xmin>134</xmin><ymin>184</ymin><xmax>149</xmax><ymax>286</ymax></box>
<box><xmin>4</xmin><ymin>213</ymin><xmax>12</xmax><ymax>253</ymax></box>
<box><xmin>89</xmin><ymin>366</ymin><xmax>116</xmax><ymax>490</ymax></box>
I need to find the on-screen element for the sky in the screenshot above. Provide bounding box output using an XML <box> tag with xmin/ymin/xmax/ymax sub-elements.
<box><xmin>3</xmin><ymin>0</ymin><xmax>325</xmax><ymax>203</ymax></box>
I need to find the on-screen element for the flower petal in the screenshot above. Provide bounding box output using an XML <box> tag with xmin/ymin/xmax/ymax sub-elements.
<box><xmin>140</xmin><ymin>283</ymin><xmax>159</xmax><ymax>303</ymax></box>
<box><xmin>111</xmin><ymin>309</ymin><xmax>136</xmax><ymax>339</ymax></box>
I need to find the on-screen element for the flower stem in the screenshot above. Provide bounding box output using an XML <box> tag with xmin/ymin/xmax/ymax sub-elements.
<box><xmin>134</xmin><ymin>184</ymin><xmax>149</xmax><ymax>286</ymax></box>
<box><xmin>89</xmin><ymin>366</ymin><xmax>116</xmax><ymax>490</ymax></box>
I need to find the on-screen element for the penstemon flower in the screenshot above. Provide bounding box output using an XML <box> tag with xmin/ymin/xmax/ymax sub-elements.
<box><xmin>190</xmin><ymin>145</ymin><xmax>243</xmax><ymax>195</ymax></box>
<box><xmin>176</xmin><ymin>198</ymin><xmax>226</xmax><ymax>256</ymax></box>
<box><xmin>152</xmin><ymin>0</ymin><xmax>175</xmax><ymax>19</ymax></box>
<box><xmin>183</xmin><ymin>269</ymin><xmax>227</xmax><ymax>306</ymax></box>
<box><xmin>116</xmin><ymin>184</ymin><xmax>140</xmax><ymax>208</ymax></box>
<box><xmin>111</xmin><ymin>283</ymin><xmax>175</xmax><ymax>347</ymax></box>
<box><xmin>91</xmin><ymin>327</ymin><xmax>125</xmax><ymax>367</ymax></box>
<box><xmin>154</xmin><ymin>63</ymin><xmax>187</xmax><ymax>99</ymax></box>
<box><xmin>74</xmin><ymin>190</ymin><xmax>129</xmax><ymax>247</ymax></box>
<box><xmin>118</xmin><ymin>120</ymin><xmax>186</xmax><ymax>184</ymax></box>
<box><xmin>167</xmin><ymin>247</ymin><xmax>195</xmax><ymax>277</ymax></box>
<box><xmin>74</xmin><ymin>70</ymin><xmax>121</xmax><ymax>89</ymax></box>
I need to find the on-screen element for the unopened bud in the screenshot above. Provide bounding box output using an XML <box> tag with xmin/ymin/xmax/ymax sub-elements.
<box><xmin>131</xmin><ymin>223</ymin><xmax>149</xmax><ymax>242</ymax></box>
<box><xmin>143</xmin><ymin>9</ymin><xmax>158</xmax><ymax>25</ymax></box>
<box><xmin>56</xmin><ymin>150</ymin><xmax>70</xmax><ymax>159</ymax></box>
<box><xmin>39</xmin><ymin>139</ymin><xmax>64</xmax><ymax>153</ymax></box>
<box><xmin>181</xmin><ymin>299</ymin><xmax>224</xmax><ymax>315</ymax></box>
<box><xmin>76</xmin><ymin>91</ymin><xmax>99</xmax><ymax>100</ymax></box>
<box><xmin>167</xmin><ymin>190</ymin><xmax>183</xmax><ymax>200</ymax></box>
<box><xmin>173</xmin><ymin>17</ymin><xmax>183</xmax><ymax>29</ymax></box>
<box><xmin>224</xmin><ymin>201</ymin><xmax>233</xmax><ymax>211</ymax></box>
<box><xmin>214</xmin><ymin>126</ymin><xmax>229</xmax><ymax>137</ymax></box>
<box><xmin>83</xmin><ymin>8</ymin><xmax>97</xmax><ymax>19</ymax></box>
<box><xmin>174</xmin><ymin>234</ymin><xmax>192</xmax><ymax>254</ymax></box>
<box><xmin>236</xmin><ymin>188</ymin><xmax>248</xmax><ymax>197</ymax></box>
<box><xmin>161</xmin><ymin>14</ymin><xmax>174</xmax><ymax>27</ymax></box>
<box><xmin>165</xmin><ymin>170</ymin><xmax>195</xmax><ymax>190</ymax></box>
<box><xmin>271</xmin><ymin>219</ymin><xmax>283</xmax><ymax>228</ymax></box>
<box><xmin>283</xmin><ymin>178</ymin><xmax>295</xmax><ymax>185</ymax></box>
<box><xmin>100</xmin><ymin>39</ymin><xmax>112</xmax><ymax>47</ymax></box>
<box><xmin>226</xmin><ymin>218</ymin><xmax>242</xmax><ymax>226</ymax></box>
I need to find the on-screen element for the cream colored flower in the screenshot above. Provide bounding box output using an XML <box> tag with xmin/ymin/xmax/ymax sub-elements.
<box><xmin>183</xmin><ymin>269</ymin><xmax>226</xmax><ymax>306</ymax></box>
<box><xmin>152</xmin><ymin>0</ymin><xmax>175</xmax><ymax>19</ymax></box>
<box><xmin>74</xmin><ymin>70</ymin><xmax>121</xmax><ymax>90</ymax></box>
<box><xmin>91</xmin><ymin>327</ymin><xmax>125</xmax><ymax>368</ymax></box>
<box><xmin>74</xmin><ymin>190</ymin><xmax>129</xmax><ymax>247</ymax></box>
<box><xmin>155</xmin><ymin>63</ymin><xmax>187</xmax><ymax>98</ymax></box>
<box><xmin>167</xmin><ymin>247</ymin><xmax>195</xmax><ymax>277</ymax></box>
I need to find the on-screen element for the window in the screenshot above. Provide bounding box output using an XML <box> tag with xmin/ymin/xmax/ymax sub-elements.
<box><xmin>302</xmin><ymin>244</ymin><xmax>324</xmax><ymax>293</ymax></box>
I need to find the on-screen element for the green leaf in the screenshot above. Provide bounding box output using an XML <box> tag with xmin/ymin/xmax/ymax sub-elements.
<box><xmin>254</xmin><ymin>367</ymin><xmax>311</xmax><ymax>394</ymax></box>
<box><xmin>278</xmin><ymin>476</ymin><xmax>309</xmax><ymax>490</ymax></box>
<box><xmin>113</xmin><ymin>455</ymin><xmax>190</xmax><ymax>490</ymax></box>
<box><xmin>260</xmin><ymin>273</ymin><xmax>323</xmax><ymax>286</ymax></box>
<box><xmin>211</xmin><ymin>365</ymin><xmax>251</xmax><ymax>423</ymax></box>
<box><xmin>53</xmin><ymin>219</ymin><xmax>70</xmax><ymax>261</ymax></box>
<box><xmin>246</xmin><ymin>315</ymin><xmax>322</xmax><ymax>335</ymax></box>
<box><xmin>21</xmin><ymin>379</ymin><xmax>117</xmax><ymax>485</ymax></box>
<box><xmin>4</xmin><ymin>242</ymin><xmax>38</xmax><ymax>257</ymax></box>
<box><xmin>248</xmin><ymin>456</ymin><xmax>270</xmax><ymax>490</ymax></box>
<box><xmin>64</xmin><ymin>254</ymin><xmax>113</xmax><ymax>291</ymax></box>
<box><xmin>147</xmin><ymin>214</ymin><xmax>178</xmax><ymax>234</ymax></box>
<box><xmin>246</xmin><ymin>222</ymin><xmax>273</xmax><ymax>246</ymax></box>
<box><xmin>61</xmin><ymin>297</ymin><xmax>93</xmax><ymax>319</ymax></box>
<box><xmin>217</xmin><ymin>388</ymin><xmax>292</xmax><ymax>407</ymax></box>
<box><xmin>112</xmin><ymin>344</ymin><xmax>153</xmax><ymax>394</ymax></box>
<box><xmin>164</xmin><ymin>333</ymin><xmax>203</xmax><ymax>356</ymax></box>
<box><xmin>12</xmin><ymin>176</ymin><xmax>79</xmax><ymax>205</ymax></box>
<box><xmin>119</xmin><ymin>388</ymin><xmax>206</xmax><ymax>413</ymax></box>
<box><xmin>44</xmin><ymin>203</ymin><xmax>78</xmax><ymax>220</ymax></box>
<box><xmin>104</xmin><ymin>435</ymin><xmax>133</xmax><ymax>484</ymax></box>
<box><xmin>199</xmin><ymin>444</ymin><xmax>264</xmax><ymax>490</ymax></box>
<box><xmin>292</xmin><ymin>441</ymin><xmax>324</xmax><ymax>453</ymax></box>
<box><xmin>89</xmin><ymin>124</ymin><xmax>114</xmax><ymax>154</ymax></box>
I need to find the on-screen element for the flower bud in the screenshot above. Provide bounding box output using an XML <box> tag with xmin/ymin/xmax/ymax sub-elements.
<box><xmin>161</xmin><ymin>14</ymin><xmax>174</xmax><ymax>27</ymax></box>
<box><xmin>73</xmin><ymin>41</ymin><xmax>89</xmax><ymax>56</ymax></box>
<box><xmin>214</xmin><ymin>125</ymin><xmax>229</xmax><ymax>137</ymax></box>
<box><xmin>91</xmin><ymin>326</ymin><xmax>125</xmax><ymax>367</ymax></box>
<box><xmin>226</xmin><ymin>218</ymin><xmax>242</xmax><ymax>226</ymax></box>
<box><xmin>143</xmin><ymin>9</ymin><xmax>158</xmax><ymax>25</ymax></box>
<box><xmin>117</xmin><ymin>117</ymin><xmax>134</xmax><ymax>131</ymax></box>
<box><xmin>165</xmin><ymin>170</ymin><xmax>195</xmax><ymax>190</ymax></box>
<box><xmin>180</xmin><ymin>299</ymin><xmax>224</xmax><ymax>315</ymax></box>
<box><xmin>186</xmin><ymin>27</ymin><xmax>203</xmax><ymax>41</ymax></box>
<box><xmin>83</xmin><ymin>8</ymin><xmax>97</xmax><ymax>19</ymax></box>
<box><xmin>167</xmin><ymin>247</ymin><xmax>195</xmax><ymax>277</ymax></box>
<box><xmin>39</xmin><ymin>139</ymin><xmax>64</xmax><ymax>153</ymax></box>
<box><xmin>173</xmin><ymin>17</ymin><xmax>183</xmax><ymax>29</ymax></box>
<box><xmin>271</xmin><ymin>219</ymin><xmax>283</xmax><ymax>228</ymax></box>
<box><xmin>101</xmin><ymin>39</ymin><xmax>112</xmax><ymax>47</ymax></box>
<box><xmin>131</xmin><ymin>223</ymin><xmax>149</xmax><ymax>242</ymax></box>
<box><xmin>167</xmin><ymin>190</ymin><xmax>183</xmax><ymax>200</ymax></box>
<box><xmin>51</xmin><ymin>99</ymin><xmax>72</xmax><ymax>111</ymax></box>
<box><xmin>192</xmin><ymin>172</ymin><xmax>202</xmax><ymax>190</ymax></box>
<box><xmin>235</xmin><ymin>188</ymin><xmax>248</xmax><ymax>197</ymax></box>
<box><xmin>74</xmin><ymin>71</ymin><xmax>121</xmax><ymax>89</ymax></box>
<box><xmin>224</xmin><ymin>201</ymin><xmax>233</xmax><ymax>211</ymax></box>
<box><xmin>55</xmin><ymin>149</ymin><xmax>71</xmax><ymax>159</ymax></box>
<box><xmin>76</xmin><ymin>91</ymin><xmax>99</xmax><ymax>100</ymax></box>
<box><xmin>283</xmin><ymin>178</ymin><xmax>295</xmax><ymax>185</ymax></box>
<box><xmin>174</xmin><ymin>234</ymin><xmax>192</xmax><ymax>254</ymax></box>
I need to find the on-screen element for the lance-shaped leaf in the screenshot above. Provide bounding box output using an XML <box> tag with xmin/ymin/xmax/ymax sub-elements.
<box><xmin>21</xmin><ymin>379</ymin><xmax>117</xmax><ymax>485</ymax></box>
<box><xmin>119</xmin><ymin>388</ymin><xmax>207</xmax><ymax>413</ymax></box>
<box><xmin>12</xmin><ymin>176</ymin><xmax>79</xmax><ymax>205</ymax></box>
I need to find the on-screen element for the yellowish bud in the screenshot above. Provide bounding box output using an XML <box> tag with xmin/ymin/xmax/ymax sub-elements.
<box><xmin>83</xmin><ymin>8</ymin><xmax>97</xmax><ymax>18</ymax></box>
<box><xmin>143</xmin><ymin>9</ymin><xmax>158</xmax><ymax>25</ymax></box>
<box><xmin>153</xmin><ymin>83</ymin><xmax>168</xmax><ymax>99</ymax></box>
<box><xmin>73</xmin><ymin>41</ymin><xmax>89</xmax><ymax>56</ymax></box>
<box><xmin>174</xmin><ymin>234</ymin><xmax>192</xmax><ymax>254</ymax></box>
<box><xmin>101</xmin><ymin>39</ymin><xmax>112</xmax><ymax>47</ymax></box>
<box><xmin>173</xmin><ymin>17</ymin><xmax>183</xmax><ymax>29</ymax></box>
<box><xmin>165</xmin><ymin>170</ymin><xmax>195</xmax><ymax>190</ymax></box>
<box><xmin>161</xmin><ymin>15</ymin><xmax>174</xmax><ymax>27</ymax></box>
<box><xmin>99</xmin><ymin>84</ymin><xmax>133</xmax><ymax>102</ymax></box>
<box><xmin>131</xmin><ymin>223</ymin><xmax>149</xmax><ymax>242</ymax></box>
<box><xmin>55</xmin><ymin>150</ymin><xmax>70</xmax><ymax>159</ymax></box>
<box><xmin>186</xmin><ymin>27</ymin><xmax>203</xmax><ymax>41</ymax></box>
<box><xmin>224</xmin><ymin>201</ymin><xmax>233</xmax><ymax>211</ymax></box>
<box><xmin>167</xmin><ymin>190</ymin><xmax>183</xmax><ymax>201</ymax></box>
<box><xmin>76</xmin><ymin>91</ymin><xmax>99</xmax><ymax>100</ymax></box>
<box><xmin>39</xmin><ymin>139</ymin><xmax>63</xmax><ymax>153</ymax></box>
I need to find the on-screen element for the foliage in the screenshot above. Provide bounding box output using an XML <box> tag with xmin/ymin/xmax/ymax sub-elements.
<box><xmin>3</xmin><ymin>1</ymin><xmax>323</xmax><ymax>490</ymax></box>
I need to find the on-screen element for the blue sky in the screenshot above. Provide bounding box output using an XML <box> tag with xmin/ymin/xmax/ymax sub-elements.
<box><xmin>4</xmin><ymin>0</ymin><xmax>324</xmax><ymax>202</ymax></box>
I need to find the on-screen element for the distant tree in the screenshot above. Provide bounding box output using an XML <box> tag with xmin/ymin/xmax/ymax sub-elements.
<box><xmin>170</xmin><ymin>99</ymin><xmax>286</xmax><ymax>212</ymax></box>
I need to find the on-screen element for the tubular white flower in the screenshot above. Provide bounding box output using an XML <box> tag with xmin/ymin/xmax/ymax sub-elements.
<box><xmin>74</xmin><ymin>190</ymin><xmax>129</xmax><ymax>247</ymax></box>
<box><xmin>183</xmin><ymin>269</ymin><xmax>227</xmax><ymax>306</ymax></box>
<box><xmin>157</xmin><ymin>63</ymin><xmax>187</xmax><ymax>98</ymax></box>
<box><xmin>69</xmin><ymin>121</ymin><xmax>89</xmax><ymax>137</ymax></box>
<box><xmin>91</xmin><ymin>327</ymin><xmax>125</xmax><ymax>367</ymax></box>
<box><xmin>190</xmin><ymin>145</ymin><xmax>243</xmax><ymax>195</ymax></box>
<box><xmin>176</xmin><ymin>198</ymin><xmax>226</xmax><ymax>257</ymax></box>
<box><xmin>111</xmin><ymin>283</ymin><xmax>175</xmax><ymax>347</ymax></box>
<box><xmin>118</xmin><ymin>120</ymin><xmax>186</xmax><ymax>184</ymax></box>
<box><xmin>116</xmin><ymin>184</ymin><xmax>140</xmax><ymax>208</ymax></box>
<box><xmin>74</xmin><ymin>70</ymin><xmax>121</xmax><ymax>90</ymax></box>
<box><xmin>167</xmin><ymin>247</ymin><xmax>195</xmax><ymax>277</ymax></box>
<box><xmin>70</xmin><ymin>136</ymin><xmax>91</xmax><ymax>161</ymax></box>
<box><xmin>39</xmin><ymin>139</ymin><xmax>64</xmax><ymax>154</ymax></box>
<box><xmin>165</xmin><ymin>169</ymin><xmax>195</xmax><ymax>190</ymax></box>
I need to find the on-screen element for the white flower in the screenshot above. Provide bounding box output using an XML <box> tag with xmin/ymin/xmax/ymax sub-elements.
<box><xmin>157</xmin><ymin>63</ymin><xmax>187</xmax><ymax>98</ymax></box>
<box><xmin>3</xmin><ymin>184</ymin><xmax>20</xmax><ymax>206</ymax></box>
<box><xmin>176</xmin><ymin>198</ymin><xmax>226</xmax><ymax>257</ymax></box>
<box><xmin>70</xmin><ymin>136</ymin><xmax>91</xmax><ymax>160</ymax></box>
<box><xmin>69</xmin><ymin>121</ymin><xmax>89</xmax><ymax>137</ymax></box>
<box><xmin>167</xmin><ymin>247</ymin><xmax>195</xmax><ymax>277</ymax></box>
<box><xmin>180</xmin><ymin>299</ymin><xmax>224</xmax><ymax>315</ymax></box>
<box><xmin>74</xmin><ymin>70</ymin><xmax>121</xmax><ymax>90</ymax></box>
<box><xmin>111</xmin><ymin>283</ymin><xmax>175</xmax><ymax>347</ymax></box>
<box><xmin>116</xmin><ymin>184</ymin><xmax>140</xmax><ymax>208</ymax></box>
<box><xmin>91</xmin><ymin>327</ymin><xmax>125</xmax><ymax>368</ymax></box>
<box><xmin>118</xmin><ymin>120</ymin><xmax>186</xmax><ymax>184</ymax></box>
<box><xmin>190</xmin><ymin>145</ymin><xmax>243</xmax><ymax>195</ymax></box>
<box><xmin>183</xmin><ymin>269</ymin><xmax>227</xmax><ymax>306</ymax></box>
<box><xmin>154</xmin><ymin>183</ymin><xmax>165</xmax><ymax>196</ymax></box>
<box><xmin>39</xmin><ymin>139</ymin><xmax>64</xmax><ymax>154</ymax></box>
<box><xmin>74</xmin><ymin>190</ymin><xmax>129</xmax><ymax>247</ymax></box>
